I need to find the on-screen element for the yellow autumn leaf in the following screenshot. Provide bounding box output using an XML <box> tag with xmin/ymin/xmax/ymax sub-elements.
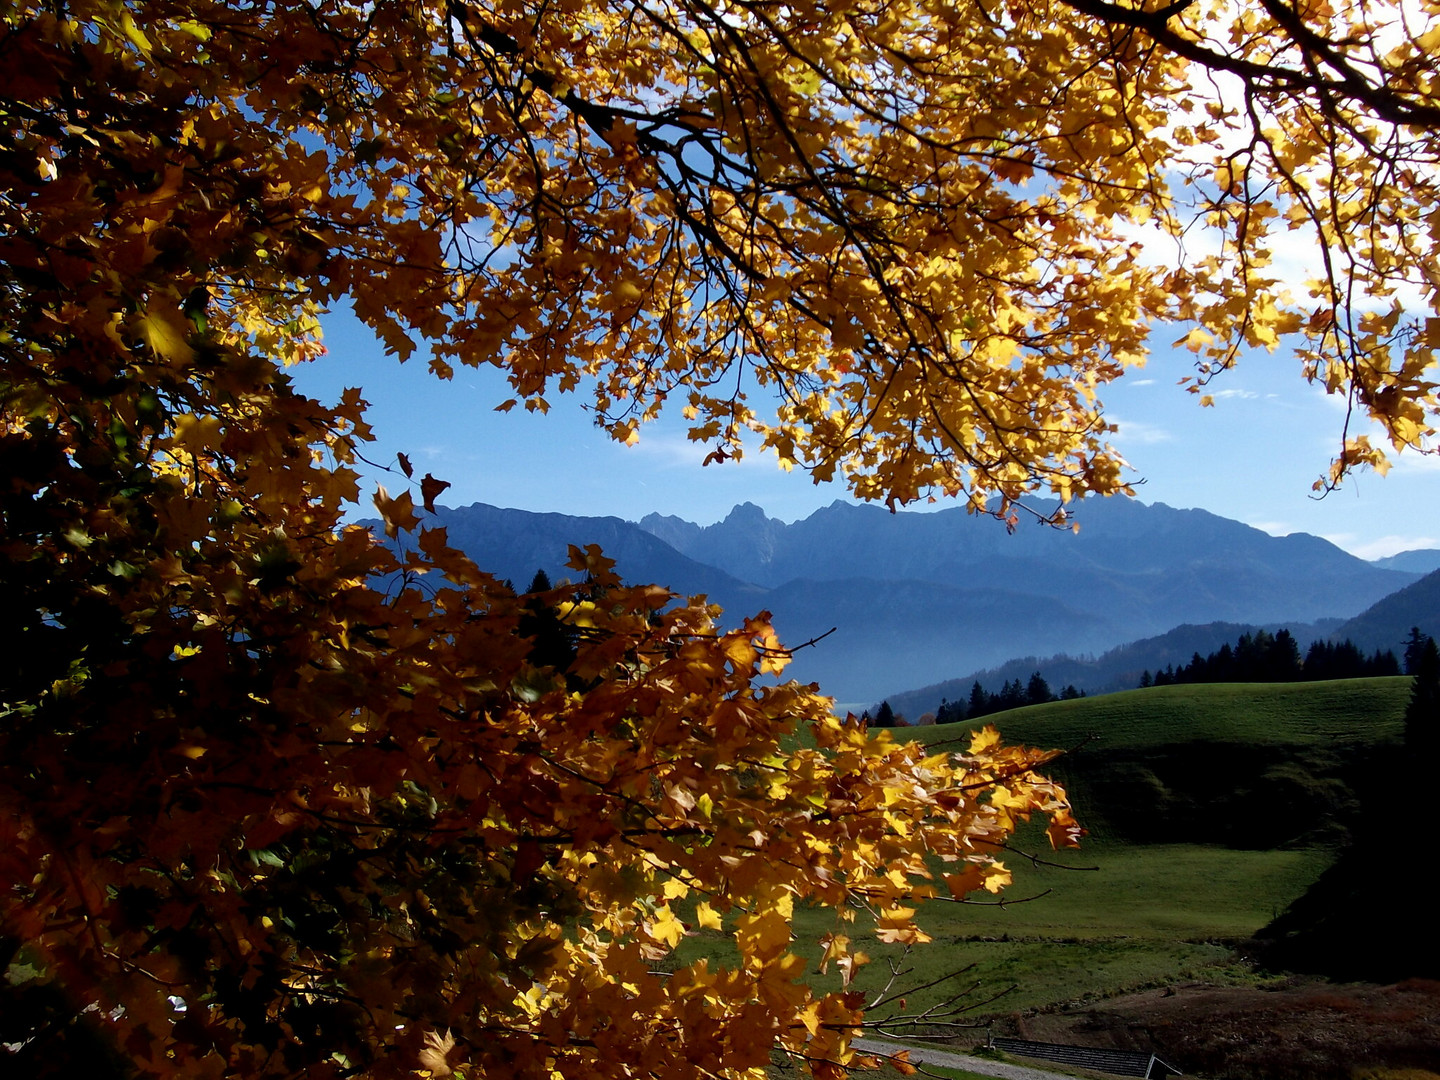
<box><xmin>943</xmin><ymin>865</ymin><xmax>987</xmax><ymax>898</ymax></box>
<box><xmin>968</xmin><ymin>725</ymin><xmax>1003</xmax><ymax>754</ymax></box>
<box><xmin>172</xmin><ymin>413</ymin><xmax>223</xmax><ymax>452</ymax></box>
<box><xmin>735</xmin><ymin>908</ymin><xmax>792</xmax><ymax>964</ymax></box>
<box><xmin>136</xmin><ymin>297</ymin><xmax>196</xmax><ymax>367</ymax></box>
<box><xmin>723</xmin><ymin>635</ymin><xmax>758</xmax><ymax>669</ymax></box>
<box><xmin>694</xmin><ymin>901</ymin><xmax>722</xmax><ymax>931</ymax></box>
<box><xmin>649</xmin><ymin>905</ymin><xmax>686</xmax><ymax>949</ymax></box>
<box><xmin>118</xmin><ymin>11</ymin><xmax>152</xmax><ymax>54</ymax></box>
<box><xmin>982</xmin><ymin>862</ymin><xmax>1012</xmax><ymax>894</ymax></box>
<box><xmin>372</xmin><ymin>485</ymin><xmax>421</xmax><ymax>539</ymax></box>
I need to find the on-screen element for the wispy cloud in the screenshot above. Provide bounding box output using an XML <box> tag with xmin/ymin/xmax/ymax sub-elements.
<box><xmin>1389</xmin><ymin>449</ymin><xmax>1440</xmax><ymax>474</ymax></box>
<box><xmin>628</xmin><ymin>431</ymin><xmax>712</xmax><ymax>468</ymax></box>
<box><xmin>1246</xmin><ymin>520</ymin><xmax>1294</xmax><ymax>537</ymax></box>
<box><xmin>1108</xmin><ymin>417</ymin><xmax>1173</xmax><ymax>445</ymax></box>
<box><xmin>1326</xmin><ymin>533</ymin><xmax>1440</xmax><ymax>561</ymax></box>
<box><xmin>629</xmin><ymin>429</ymin><xmax>797</xmax><ymax>474</ymax></box>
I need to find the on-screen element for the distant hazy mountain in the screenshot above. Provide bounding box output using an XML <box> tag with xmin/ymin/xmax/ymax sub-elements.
<box><xmin>641</xmin><ymin>499</ymin><xmax>1403</xmax><ymax>629</ymax></box>
<box><xmin>418</xmin><ymin>498</ymin><xmax>1419</xmax><ymax>707</ymax></box>
<box><xmin>883</xmin><ymin>570</ymin><xmax>1440</xmax><ymax>719</ymax></box>
<box><xmin>755</xmin><ymin>576</ymin><xmax>1108</xmax><ymax>703</ymax></box>
<box><xmin>639</xmin><ymin>499</ymin><xmax>1416</xmax><ymax>701</ymax></box>
<box><xmin>1371</xmin><ymin>548</ymin><xmax>1440</xmax><ymax>575</ymax></box>
<box><xmin>426</xmin><ymin>502</ymin><xmax>766</xmax><ymax>613</ymax></box>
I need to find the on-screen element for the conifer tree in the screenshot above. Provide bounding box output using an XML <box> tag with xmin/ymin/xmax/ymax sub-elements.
<box><xmin>1405</xmin><ymin>636</ymin><xmax>1440</xmax><ymax>761</ymax></box>
<box><xmin>1404</xmin><ymin>627</ymin><xmax>1431</xmax><ymax>676</ymax></box>
<box><xmin>1026</xmin><ymin>671</ymin><xmax>1054</xmax><ymax>706</ymax></box>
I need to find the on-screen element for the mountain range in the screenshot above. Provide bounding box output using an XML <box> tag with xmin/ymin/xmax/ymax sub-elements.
<box><xmin>418</xmin><ymin>498</ymin><xmax>1434</xmax><ymax>708</ymax></box>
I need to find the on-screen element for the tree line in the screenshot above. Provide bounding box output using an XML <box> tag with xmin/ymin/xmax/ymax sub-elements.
<box><xmin>872</xmin><ymin>627</ymin><xmax>1436</xmax><ymax>728</ymax></box>
<box><xmin>1135</xmin><ymin>628</ymin><xmax>1425</xmax><ymax>688</ymax></box>
<box><xmin>871</xmin><ymin>673</ymin><xmax>1084</xmax><ymax>727</ymax></box>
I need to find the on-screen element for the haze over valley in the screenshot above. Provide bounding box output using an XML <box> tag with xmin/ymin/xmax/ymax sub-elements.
<box><xmin>420</xmin><ymin>498</ymin><xmax>1440</xmax><ymax>708</ymax></box>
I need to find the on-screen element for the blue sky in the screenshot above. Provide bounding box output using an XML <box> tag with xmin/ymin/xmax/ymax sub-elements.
<box><xmin>293</xmin><ymin>309</ymin><xmax>1440</xmax><ymax>561</ymax></box>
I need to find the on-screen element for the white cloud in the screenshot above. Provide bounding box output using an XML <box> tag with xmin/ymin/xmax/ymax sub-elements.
<box><xmin>1388</xmin><ymin>448</ymin><xmax>1440</xmax><ymax>474</ymax></box>
<box><xmin>628</xmin><ymin>428</ymin><xmax>793</xmax><ymax>472</ymax></box>
<box><xmin>1327</xmin><ymin>533</ymin><xmax>1440</xmax><ymax>561</ymax></box>
<box><xmin>1107</xmin><ymin>417</ymin><xmax>1173</xmax><ymax>445</ymax></box>
<box><xmin>628</xmin><ymin>430</ymin><xmax>713</xmax><ymax>468</ymax></box>
<box><xmin>1245</xmin><ymin>520</ymin><xmax>1294</xmax><ymax>538</ymax></box>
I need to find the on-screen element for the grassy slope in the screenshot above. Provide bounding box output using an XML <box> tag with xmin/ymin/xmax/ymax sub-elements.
<box><xmin>889</xmin><ymin>677</ymin><xmax>1410</xmax><ymax>751</ymax></box>
<box><xmin>758</xmin><ymin>680</ymin><xmax>1412</xmax><ymax>1020</ymax></box>
<box><xmin>889</xmin><ymin>678</ymin><xmax>1411</xmax><ymax>848</ymax></box>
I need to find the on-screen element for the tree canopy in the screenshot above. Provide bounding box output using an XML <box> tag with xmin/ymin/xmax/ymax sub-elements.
<box><xmin>3</xmin><ymin>0</ymin><xmax>1439</xmax><ymax>1077</ymax></box>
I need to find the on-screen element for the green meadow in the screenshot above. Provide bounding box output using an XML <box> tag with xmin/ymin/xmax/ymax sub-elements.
<box><xmin>901</xmin><ymin>677</ymin><xmax>1410</xmax><ymax>751</ymax></box>
<box><xmin>696</xmin><ymin>678</ymin><xmax>1412</xmax><ymax>1025</ymax></box>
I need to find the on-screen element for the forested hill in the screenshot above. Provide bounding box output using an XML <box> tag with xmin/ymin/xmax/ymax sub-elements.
<box><xmin>883</xmin><ymin>570</ymin><xmax>1440</xmax><ymax>719</ymax></box>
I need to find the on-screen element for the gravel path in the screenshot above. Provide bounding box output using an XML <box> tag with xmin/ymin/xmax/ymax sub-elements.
<box><xmin>851</xmin><ymin>1037</ymin><xmax>1075</xmax><ymax>1080</ymax></box>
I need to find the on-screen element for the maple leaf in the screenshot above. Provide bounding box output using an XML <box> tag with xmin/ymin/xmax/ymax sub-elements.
<box><xmin>420</xmin><ymin>473</ymin><xmax>451</xmax><ymax>513</ymax></box>
<box><xmin>135</xmin><ymin>295</ymin><xmax>196</xmax><ymax>367</ymax></box>
<box><xmin>419</xmin><ymin>1029</ymin><xmax>455</xmax><ymax>1077</ymax></box>
<box><xmin>373</xmin><ymin>484</ymin><xmax>421</xmax><ymax>538</ymax></box>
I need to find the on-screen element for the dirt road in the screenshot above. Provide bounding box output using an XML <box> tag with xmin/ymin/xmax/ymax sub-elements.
<box><xmin>851</xmin><ymin>1037</ymin><xmax>1072</xmax><ymax>1080</ymax></box>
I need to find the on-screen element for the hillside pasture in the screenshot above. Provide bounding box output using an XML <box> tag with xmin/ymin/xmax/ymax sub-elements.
<box><xmin>738</xmin><ymin>681</ymin><xmax>1410</xmax><ymax>1018</ymax></box>
<box><xmin>890</xmin><ymin>678</ymin><xmax>1411</xmax><ymax>847</ymax></box>
<box><xmin>726</xmin><ymin>678</ymin><xmax>1431</xmax><ymax>1076</ymax></box>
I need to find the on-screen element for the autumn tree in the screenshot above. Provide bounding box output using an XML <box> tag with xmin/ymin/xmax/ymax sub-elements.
<box><xmin>4</xmin><ymin>0</ymin><xmax>1440</xmax><ymax>1077</ymax></box>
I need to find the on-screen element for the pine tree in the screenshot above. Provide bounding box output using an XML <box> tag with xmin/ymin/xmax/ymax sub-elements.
<box><xmin>1404</xmin><ymin>637</ymin><xmax>1440</xmax><ymax>760</ymax></box>
<box><xmin>1270</xmin><ymin>629</ymin><xmax>1304</xmax><ymax>680</ymax></box>
<box><xmin>518</xmin><ymin>569</ymin><xmax>579</xmax><ymax>679</ymax></box>
<box><xmin>968</xmin><ymin>680</ymin><xmax>989</xmax><ymax>718</ymax></box>
<box><xmin>1403</xmin><ymin>626</ymin><xmax>1431</xmax><ymax>675</ymax></box>
<box><xmin>1026</xmin><ymin>671</ymin><xmax>1053</xmax><ymax>705</ymax></box>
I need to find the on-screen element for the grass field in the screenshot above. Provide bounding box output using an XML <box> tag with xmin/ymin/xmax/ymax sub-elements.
<box><xmin>890</xmin><ymin>678</ymin><xmax>1412</xmax><ymax>848</ymax></box>
<box><xmin>888</xmin><ymin>677</ymin><xmax>1410</xmax><ymax>752</ymax></box>
<box><xmin>678</xmin><ymin>835</ymin><xmax>1334</xmax><ymax>1018</ymax></box>
<box><xmin>728</xmin><ymin>680</ymin><xmax>1412</xmax><ymax>1026</ymax></box>
<box><xmin>793</xmin><ymin>839</ymin><xmax>1330</xmax><ymax>1017</ymax></box>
